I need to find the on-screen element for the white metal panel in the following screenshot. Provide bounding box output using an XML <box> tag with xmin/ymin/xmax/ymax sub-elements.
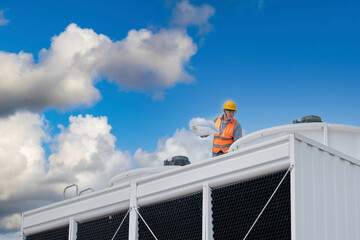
<box><xmin>292</xmin><ymin>134</ymin><xmax>360</xmax><ymax>240</ymax></box>
<box><xmin>328</xmin><ymin>129</ymin><xmax>360</xmax><ymax>160</ymax></box>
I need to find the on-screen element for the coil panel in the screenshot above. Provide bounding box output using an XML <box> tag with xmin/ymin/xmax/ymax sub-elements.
<box><xmin>26</xmin><ymin>226</ymin><xmax>69</xmax><ymax>240</ymax></box>
<box><xmin>77</xmin><ymin>210</ymin><xmax>129</xmax><ymax>240</ymax></box>
<box><xmin>138</xmin><ymin>192</ymin><xmax>202</xmax><ymax>240</ymax></box>
<box><xmin>212</xmin><ymin>170</ymin><xmax>291</xmax><ymax>240</ymax></box>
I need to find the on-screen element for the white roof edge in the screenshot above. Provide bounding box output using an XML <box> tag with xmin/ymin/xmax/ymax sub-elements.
<box><xmin>327</xmin><ymin>123</ymin><xmax>360</xmax><ymax>132</ymax></box>
<box><xmin>231</xmin><ymin>123</ymin><xmax>324</xmax><ymax>149</ymax></box>
<box><xmin>23</xmin><ymin>181</ymin><xmax>131</xmax><ymax>217</ymax></box>
<box><xmin>240</xmin><ymin>123</ymin><xmax>360</xmax><ymax>143</ymax></box>
<box><xmin>246</xmin><ymin>122</ymin><xmax>360</xmax><ymax>141</ymax></box>
<box><xmin>230</xmin><ymin>122</ymin><xmax>360</xmax><ymax>155</ymax></box>
<box><xmin>108</xmin><ymin>166</ymin><xmax>180</xmax><ymax>186</ymax></box>
<box><xmin>293</xmin><ymin>133</ymin><xmax>360</xmax><ymax>166</ymax></box>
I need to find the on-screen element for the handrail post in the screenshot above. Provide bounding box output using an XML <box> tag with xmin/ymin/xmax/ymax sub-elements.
<box><xmin>79</xmin><ymin>188</ymin><xmax>94</xmax><ymax>196</ymax></box>
<box><xmin>63</xmin><ymin>184</ymin><xmax>79</xmax><ymax>200</ymax></box>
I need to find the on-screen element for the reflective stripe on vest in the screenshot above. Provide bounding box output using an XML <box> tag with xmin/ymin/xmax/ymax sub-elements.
<box><xmin>212</xmin><ymin>115</ymin><xmax>236</xmax><ymax>153</ymax></box>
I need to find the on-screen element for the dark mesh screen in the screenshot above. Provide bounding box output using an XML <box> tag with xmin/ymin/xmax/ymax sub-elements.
<box><xmin>212</xmin><ymin>170</ymin><xmax>291</xmax><ymax>240</ymax></box>
<box><xmin>138</xmin><ymin>192</ymin><xmax>202</xmax><ymax>240</ymax></box>
<box><xmin>77</xmin><ymin>210</ymin><xmax>129</xmax><ymax>240</ymax></box>
<box><xmin>26</xmin><ymin>226</ymin><xmax>69</xmax><ymax>240</ymax></box>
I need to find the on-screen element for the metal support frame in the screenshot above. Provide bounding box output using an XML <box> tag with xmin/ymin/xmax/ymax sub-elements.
<box><xmin>21</xmin><ymin>213</ymin><xmax>26</xmax><ymax>240</ymax></box>
<box><xmin>323</xmin><ymin>123</ymin><xmax>328</xmax><ymax>145</ymax></box>
<box><xmin>68</xmin><ymin>217</ymin><xmax>77</xmax><ymax>240</ymax></box>
<box><xmin>202</xmin><ymin>183</ymin><xmax>214</xmax><ymax>240</ymax></box>
<box><xmin>128</xmin><ymin>181</ymin><xmax>138</xmax><ymax>240</ymax></box>
<box><xmin>289</xmin><ymin>135</ymin><xmax>297</xmax><ymax>240</ymax></box>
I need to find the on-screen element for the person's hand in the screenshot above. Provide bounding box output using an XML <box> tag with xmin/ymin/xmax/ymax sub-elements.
<box><xmin>191</xmin><ymin>125</ymin><xmax>197</xmax><ymax>132</ymax></box>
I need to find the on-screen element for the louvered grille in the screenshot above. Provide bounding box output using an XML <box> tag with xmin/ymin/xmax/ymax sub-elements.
<box><xmin>212</xmin><ymin>170</ymin><xmax>291</xmax><ymax>240</ymax></box>
<box><xmin>138</xmin><ymin>192</ymin><xmax>202</xmax><ymax>240</ymax></box>
<box><xmin>26</xmin><ymin>226</ymin><xmax>69</xmax><ymax>240</ymax></box>
<box><xmin>77</xmin><ymin>210</ymin><xmax>129</xmax><ymax>240</ymax></box>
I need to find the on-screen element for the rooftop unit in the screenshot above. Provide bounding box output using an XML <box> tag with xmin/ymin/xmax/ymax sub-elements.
<box><xmin>21</xmin><ymin>121</ymin><xmax>360</xmax><ymax>240</ymax></box>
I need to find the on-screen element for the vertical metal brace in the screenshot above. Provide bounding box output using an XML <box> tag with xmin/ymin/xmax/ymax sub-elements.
<box><xmin>323</xmin><ymin>123</ymin><xmax>329</xmax><ymax>146</ymax></box>
<box><xmin>69</xmin><ymin>217</ymin><xmax>78</xmax><ymax>240</ymax></box>
<box><xmin>21</xmin><ymin>213</ymin><xmax>26</xmax><ymax>240</ymax></box>
<box><xmin>289</xmin><ymin>134</ymin><xmax>297</xmax><ymax>240</ymax></box>
<box><xmin>202</xmin><ymin>183</ymin><xmax>214</xmax><ymax>240</ymax></box>
<box><xmin>128</xmin><ymin>181</ymin><xmax>138</xmax><ymax>240</ymax></box>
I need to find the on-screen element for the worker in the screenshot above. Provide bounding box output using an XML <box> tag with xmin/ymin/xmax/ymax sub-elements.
<box><xmin>212</xmin><ymin>100</ymin><xmax>242</xmax><ymax>157</ymax></box>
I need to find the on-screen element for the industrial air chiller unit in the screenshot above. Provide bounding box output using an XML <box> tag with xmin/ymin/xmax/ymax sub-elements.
<box><xmin>22</xmin><ymin>123</ymin><xmax>360</xmax><ymax>240</ymax></box>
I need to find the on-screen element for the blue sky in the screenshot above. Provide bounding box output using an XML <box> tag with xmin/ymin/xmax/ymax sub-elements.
<box><xmin>0</xmin><ymin>0</ymin><xmax>360</xmax><ymax>237</ymax></box>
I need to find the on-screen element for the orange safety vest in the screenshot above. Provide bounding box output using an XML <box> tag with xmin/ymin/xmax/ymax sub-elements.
<box><xmin>212</xmin><ymin>115</ymin><xmax>236</xmax><ymax>153</ymax></box>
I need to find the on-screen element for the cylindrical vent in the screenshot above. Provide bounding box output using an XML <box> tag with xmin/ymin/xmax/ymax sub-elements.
<box><xmin>293</xmin><ymin>115</ymin><xmax>322</xmax><ymax>124</ymax></box>
<box><xmin>164</xmin><ymin>155</ymin><xmax>190</xmax><ymax>166</ymax></box>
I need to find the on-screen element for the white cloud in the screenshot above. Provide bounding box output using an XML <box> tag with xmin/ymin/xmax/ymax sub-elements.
<box><xmin>101</xmin><ymin>28</ymin><xmax>197</xmax><ymax>92</ymax></box>
<box><xmin>0</xmin><ymin>23</ymin><xmax>197</xmax><ymax>115</ymax></box>
<box><xmin>0</xmin><ymin>10</ymin><xmax>10</xmax><ymax>26</ymax></box>
<box><xmin>47</xmin><ymin>114</ymin><xmax>132</xmax><ymax>191</ymax></box>
<box><xmin>0</xmin><ymin>111</ymin><xmax>54</xmax><ymax>235</ymax></box>
<box><xmin>0</xmin><ymin>214</ymin><xmax>20</xmax><ymax>231</ymax></box>
<box><xmin>134</xmin><ymin>118</ymin><xmax>212</xmax><ymax>167</ymax></box>
<box><xmin>0</xmin><ymin>111</ymin><xmax>48</xmax><ymax>201</ymax></box>
<box><xmin>171</xmin><ymin>0</ymin><xmax>215</xmax><ymax>35</ymax></box>
<box><xmin>0</xmin><ymin>112</ymin><xmax>131</xmax><ymax>233</ymax></box>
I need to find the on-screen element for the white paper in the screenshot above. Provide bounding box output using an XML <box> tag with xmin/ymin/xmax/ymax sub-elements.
<box><xmin>190</xmin><ymin>119</ymin><xmax>219</xmax><ymax>137</ymax></box>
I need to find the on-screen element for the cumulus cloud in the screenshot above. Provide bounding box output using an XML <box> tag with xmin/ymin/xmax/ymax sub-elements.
<box><xmin>0</xmin><ymin>112</ymin><xmax>131</xmax><ymax>233</ymax></box>
<box><xmin>0</xmin><ymin>23</ymin><xmax>197</xmax><ymax>115</ymax></box>
<box><xmin>0</xmin><ymin>10</ymin><xmax>10</xmax><ymax>26</ymax></box>
<box><xmin>47</xmin><ymin>114</ymin><xmax>131</xmax><ymax>191</ymax></box>
<box><xmin>171</xmin><ymin>0</ymin><xmax>215</xmax><ymax>35</ymax></box>
<box><xmin>102</xmin><ymin>28</ymin><xmax>196</xmax><ymax>91</ymax></box>
<box><xmin>0</xmin><ymin>112</ymin><xmax>48</xmax><ymax>201</ymax></box>
<box><xmin>0</xmin><ymin>112</ymin><xmax>51</xmax><ymax>233</ymax></box>
<box><xmin>134</xmin><ymin>118</ymin><xmax>212</xmax><ymax>167</ymax></box>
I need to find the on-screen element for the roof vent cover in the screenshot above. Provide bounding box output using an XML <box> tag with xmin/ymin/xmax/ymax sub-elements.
<box><xmin>293</xmin><ymin>115</ymin><xmax>322</xmax><ymax>124</ymax></box>
<box><xmin>164</xmin><ymin>156</ymin><xmax>190</xmax><ymax>166</ymax></box>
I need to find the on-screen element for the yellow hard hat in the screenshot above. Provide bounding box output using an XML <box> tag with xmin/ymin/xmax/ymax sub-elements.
<box><xmin>223</xmin><ymin>100</ymin><xmax>237</xmax><ymax>111</ymax></box>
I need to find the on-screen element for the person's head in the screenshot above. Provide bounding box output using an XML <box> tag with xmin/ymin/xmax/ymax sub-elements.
<box><xmin>223</xmin><ymin>100</ymin><xmax>237</xmax><ymax>121</ymax></box>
